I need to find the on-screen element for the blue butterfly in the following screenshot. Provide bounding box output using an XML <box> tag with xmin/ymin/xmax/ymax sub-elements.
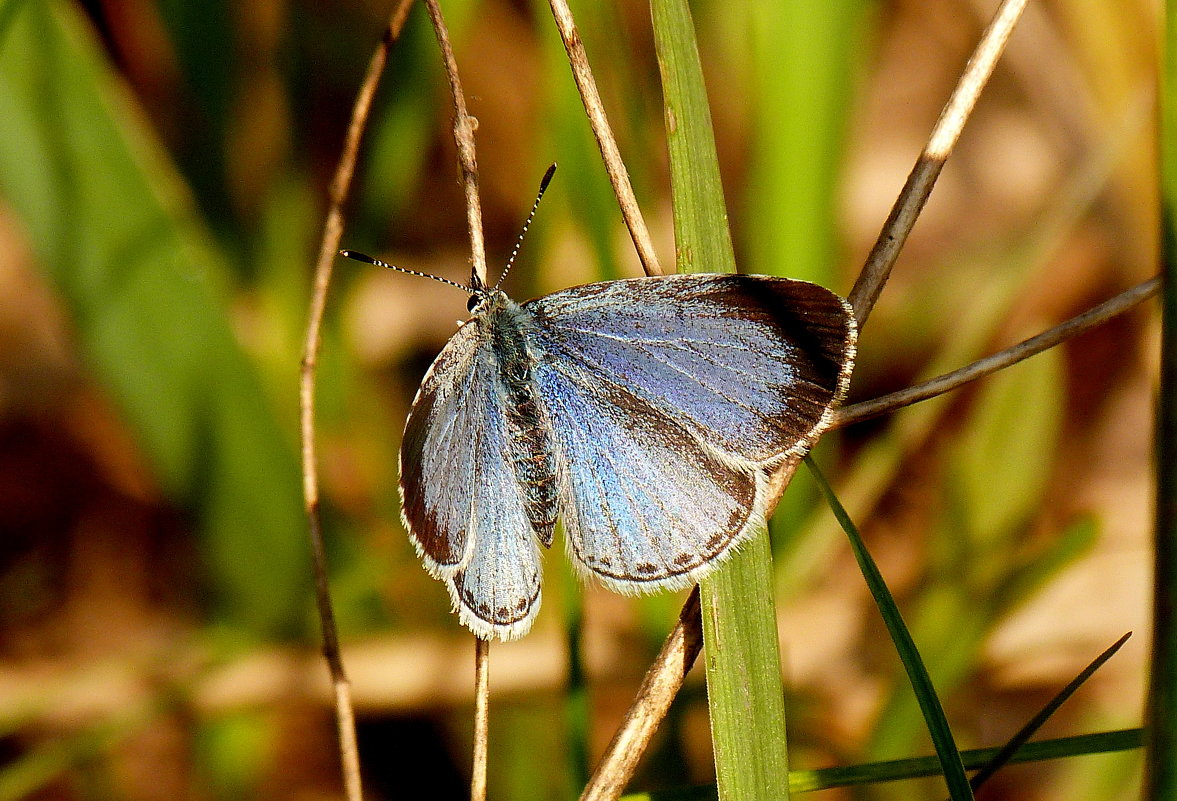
<box><xmin>343</xmin><ymin>171</ymin><xmax>856</xmax><ymax>641</ymax></box>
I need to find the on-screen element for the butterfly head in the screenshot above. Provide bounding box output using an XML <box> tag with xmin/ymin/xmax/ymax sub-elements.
<box><xmin>466</xmin><ymin>283</ymin><xmax>510</xmax><ymax>317</ymax></box>
<box><xmin>467</xmin><ymin>270</ymin><xmax>490</xmax><ymax>312</ymax></box>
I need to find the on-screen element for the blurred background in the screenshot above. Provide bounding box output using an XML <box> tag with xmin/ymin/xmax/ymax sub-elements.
<box><xmin>0</xmin><ymin>0</ymin><xmax>1160</xmax><ymax>799</ymax></box>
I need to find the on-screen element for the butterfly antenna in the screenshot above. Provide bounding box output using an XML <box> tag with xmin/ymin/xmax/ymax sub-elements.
<box><xmin>339</xmin><ymin>250</ymin><xmax>472</xmax><ymax>293</ymax></box>
<box><xmin>496</xmin><ymin>163</ymin><xmax>557</xmax><ymax>289</ymax></box>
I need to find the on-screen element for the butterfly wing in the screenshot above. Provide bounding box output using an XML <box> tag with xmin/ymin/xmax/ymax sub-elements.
<box><xmin>400</xmin><ymin>317</ymin><xmax>542</xmax><ymax>640</ymax></box>
<box><xmin>529</xmin><ymin>274</ymin><xmax>855</xmax><ymax>461</ymax></box>
<box><xmin>525</xmin><ymin>273</ymin><xmax>856</xmax><ymax>591</ymax></box>
<box><xmin>532</xmin><ymin>359</ymin><xmax>765</xmax><ymax>591</ymax></box>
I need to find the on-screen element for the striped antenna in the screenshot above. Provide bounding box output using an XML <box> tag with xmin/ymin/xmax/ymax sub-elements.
<box><xmin>338</xmin><ymin>250</ymin><xmax>472</xmax><ymax>293</ymax></box>
<box><xmin>495</xmin><ymin>163</ymin><xmax>557</xmax><ymax>289</ymax></box>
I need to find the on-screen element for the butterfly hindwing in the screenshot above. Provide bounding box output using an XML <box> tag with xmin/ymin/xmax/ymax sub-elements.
<box><xmin>400</xmin><ymin>318</ymin><xmax>542</xmax><ymax>640</ymax></box>
<box><xmin>533</xmin><ymin>355</ymin><xmax>765</xmax><ymax>591</ymax></box>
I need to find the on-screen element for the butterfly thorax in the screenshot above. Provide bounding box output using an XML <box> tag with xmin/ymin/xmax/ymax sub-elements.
<box><xmin>478</xmin><ymin>291</ymin><xmax>559</xmax><ymax>548</ymax></box>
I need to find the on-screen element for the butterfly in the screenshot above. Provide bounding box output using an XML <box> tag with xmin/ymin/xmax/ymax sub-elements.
<box><xmin>342</xmin><ymin>168</ymin><xmax>856</xmax><ymax>641</ymax></box>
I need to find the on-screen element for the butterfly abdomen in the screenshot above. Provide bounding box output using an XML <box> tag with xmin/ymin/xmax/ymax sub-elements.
<box><xmin>486</xmin><ymin>298</ymin><xmax>559</xmax><ymax>548</ymax></box>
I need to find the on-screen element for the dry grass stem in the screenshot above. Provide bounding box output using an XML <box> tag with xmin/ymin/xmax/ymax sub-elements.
<box><xmin>472</xmin><ymin>638</ymin><xmax>491</xmax><ymax>801</ymax></box>
<box><xmin>299</xmin><ymin>3</ymin><xmax>415</xmax><ymax>800</ymax></box>
<box><xmin>848</xmin><ymin>0</ymin><xmax>1030</xmax><ymax>326</ymax></box>
<box><xmin>836</xmin><ymin>276</ymin><xmax>1161</xmax><ymax>427</ymax></box>
<box><xmin>546</xmin><ymin>0</ymin><xmax>664</xmax><ymax>277</ymax></box>
<box><xmin>424</xmin><ymin>0</ymin><xmax>488</xmax><ymax>287</ymax></box>
<box><xmin>418</xmin><ymin>2</ymin><xmax>497</xmax><ymax>796</ymax></box>
<box><xmin>966</xmin><ymin>0</ymin><xmax>1096</xmax><ymax>153</ymax></box>
<box><xmin>331</xmin><ymin>683</ymin><xmax>362</xmax><ymax>801</ymax></box>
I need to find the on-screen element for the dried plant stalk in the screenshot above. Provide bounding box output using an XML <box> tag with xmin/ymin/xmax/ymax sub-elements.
<box><xmin>849</xmin><ymin>0</ymin><xmax>1031</xmax><ymax>325</ymax></box>
<box><xmin>836</xmin><ymin>277</ymin><xmax>1161</xmax><ymax>427</ymax></box>
<box><xmin>417</xmin><ymin>1</ymin><xmax>496</xmax><ymax>797</ymax></box>
<box><xmin>423</xmin><ymin>0</ymin><xmax>488</xmax><ymax>288</ymax></box>
<box><xmin>299</xmin><ymin>3</ymin><xmax>415</xmax><ymax>801</ymax></box>
<box><xmin>547</xmin><ymin>0</ymin><xmax>664</xmax><ymax>276</ymax></box>
<box><xmin>472</xmin><ymin>638</ymin><xmax>491</xmax><ymax>801</ymax></box>
<box><xmin>580</xmin><ymin>589</ymin><xmax>704</xmax><ymax>801</ymax></box>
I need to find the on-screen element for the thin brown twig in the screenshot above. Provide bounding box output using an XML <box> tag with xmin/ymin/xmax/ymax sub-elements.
<box><xmin>835</xmin><ymin>277</ymin><xmax>1161</xmax><ymax>427</ymax></box>
<box><xmin>419</xmin><ymin>2</ymin><xmax>494</xmax><ymax>797</ymax></box>
<box><xmin>848</xmin><ymin>0</ymin><xmax>1030</xmax><ymax>327</ymax></box>
<box><xmin>299</xmin><ymin>3</ymin><xmax>415</xmax><ymax>801</ymax></box>
<box><xmin>576</xmin><ymin>2</ymin><xmax>1031</xmax><ymax>797</ymax></box>
<box><xmin>472</xmin><ymin>638</ymin><xmax>491</xmax><ymax>801</ymax></box>
<box><xmin>423</xmin><ymin>0</ymin><xmax>488</xmax><ymax>288</ymax></box>
<box><xmin>547</xmin><ymin>0</ymin><xmax>664</xmax><ymax>277</ymax></box>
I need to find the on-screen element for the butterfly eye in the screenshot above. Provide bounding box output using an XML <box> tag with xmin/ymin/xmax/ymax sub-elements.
<box><xmin>467</xmin><ymin>294</ymin><xmax>481</xmax><ymax>313</ymax></box>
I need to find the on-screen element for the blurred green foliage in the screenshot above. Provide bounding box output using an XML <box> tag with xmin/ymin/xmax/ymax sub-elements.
<box><xmin>0</xmin><ymin>1</ymin><xmax>305</xmax><ymax>638</ymax></box>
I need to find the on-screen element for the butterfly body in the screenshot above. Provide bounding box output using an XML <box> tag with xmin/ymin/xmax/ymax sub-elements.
<box><xmin>480</xmin><ymin>291</ymin><xmax>559</xmax><ymax>547</ymax></box>
<box><xmin>396</xmin><ymin>272</ymin><xmax>856</xmax><ymax>641</ymax></box>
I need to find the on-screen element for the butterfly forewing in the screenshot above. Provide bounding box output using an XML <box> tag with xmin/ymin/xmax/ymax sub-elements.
<box><xmin>400</xmin><ymin>317</ymin><xmax>542</xmax><ymax>639</ymax></box>
<box><xmin>527</xmin><ymin>274</ymin><xmax>856</xmax><ymax>464</ymax></box>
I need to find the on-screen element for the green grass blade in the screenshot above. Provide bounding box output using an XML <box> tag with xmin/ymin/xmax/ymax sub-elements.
<box><xmin>0</xmin><ymin>2</ymin><xmax>305</xmax><ymax>637</ymax></box>
<box><xmin>795</xmin><ymin>730</ymin><xmax>1145</xmax><ymax>794</ymax></box>
<box><xmin>0</xmin><ymin>0</ymin><xmax>32</xmax><ymax>48</ymax></box>
<box><xmin>968</xmin><ymin>632</ymin><xmax>1131</xmax><ymax>790</ymax></box>
<box><xmin>793</xmin><ymin>728</ymin><xmax>1145</xmax><ymax>794</ymax></box>
<box><xmin>806</xmin><ymin>456</ymin><xmax>972</xmax><ymax>801</ymax></box>
<box><xmin>1148</xmin><ymin>0</ymin><xmax>1177</xmax><ymax>794</ymax></box>
<box><xmin>652</xmin><ymin>0</ymin><xmax>736</xmax><ymax>276</ymax></box>
<box><xmin>651</xmin><ymin>0</ymin><xmax>789</xmax><ymax>798</ymax></box>
<box><xmin>868</xmin><ymin>346</ymin><xmax>1067</xmax><ymax>756</ymax></box>
<box><xmin>697</xmin><ymin>535</ymin><xmax>790</xmax><ymax>798</ymax></box>
<box><xmin>620</xmin><ymin>729</ymin><xmax>1144</xmax><ymax>800</ymax></box>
